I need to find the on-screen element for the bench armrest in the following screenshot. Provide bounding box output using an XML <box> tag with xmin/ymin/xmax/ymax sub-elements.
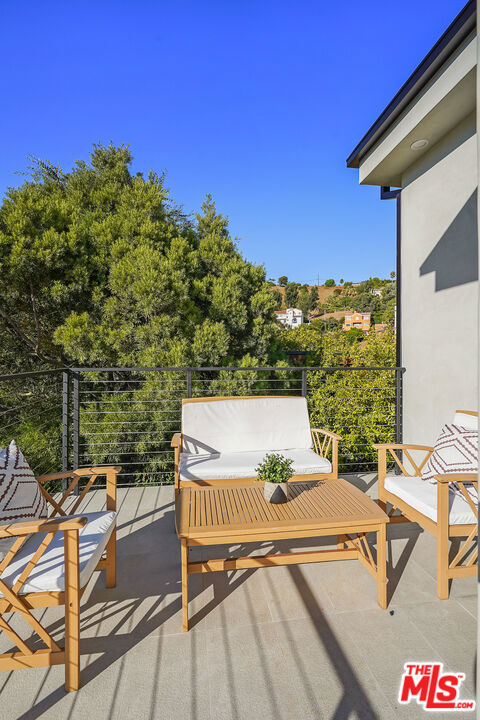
<box><xmin>0</xmin><ymin>515</ymin><xmax>87</xmax><ymax>538</ymax></box>
<box><xmin>171</xmin><ymin>433</ymin><xmax>182</xmax><ymax>449</ymax></box>
<box><xmin>310</xmin><ymin>427</ymin><xmax>341</xmax><ymax>477</ymax></box>
<box><xmin>311</xmin><ymin>428</ymin><xmax>342</xmax><ymax>441</ymax></box>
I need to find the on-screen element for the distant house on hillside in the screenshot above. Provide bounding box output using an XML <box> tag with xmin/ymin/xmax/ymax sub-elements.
<box><xmin>275</xmin><ymin>308</ymin><xmax>304</xmax><ymax>328</ymax></box>
<box><xmin>343</xmin><ymin>312</ymin><xmax>371</xmax><ymax>332</ymax></box>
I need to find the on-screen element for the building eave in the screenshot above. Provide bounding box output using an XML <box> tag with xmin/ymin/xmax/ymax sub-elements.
<box><xmin>346</xmin><ymin>0</ymin><xmax>476</xmax><ymax>170</ymax></box>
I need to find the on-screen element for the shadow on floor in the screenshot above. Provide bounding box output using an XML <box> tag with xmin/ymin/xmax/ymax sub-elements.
<box><xmin>5</xmin><ymin>491</ymin><xmax>424</xmax><ymax>720</ymax></box>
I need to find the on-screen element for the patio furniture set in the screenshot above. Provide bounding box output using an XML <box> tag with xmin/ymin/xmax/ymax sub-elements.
<box><xmin>0</xmin><ymin>395</ymin><xmax>477</xmax><ymax>690</ymax></box>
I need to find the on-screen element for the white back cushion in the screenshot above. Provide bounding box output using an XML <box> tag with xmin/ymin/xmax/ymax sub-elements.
<box><xmin>182</xmin><ymin>397</ymin><xmax>312</xmax><ymax>454</ymax></box>
<box><xmin>453</xmin><ymin>411</ymin><xmax>478</xmax><ymax>430</ymax></box>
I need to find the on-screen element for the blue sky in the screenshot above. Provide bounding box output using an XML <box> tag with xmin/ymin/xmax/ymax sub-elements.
<box><xmin>0</xmin><ymin>0</ymin><xmax>466</xmax><ymax>285</ymax></box>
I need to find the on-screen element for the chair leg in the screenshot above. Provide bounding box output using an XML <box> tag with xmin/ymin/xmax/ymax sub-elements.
<box><xmin>105</xmin><ymin>528</ymin><xmax>116</xmax><ymax>588</ymax></box>
<box><xmin>436</xmin><ymin>483</ymin><xmax>450</xmax><ymax>600</ymax></box>
<box><xmin>436</xmin><ymin>536</ymin><xmax>449</xmax><ymax>600</ymax></box>
<box><xmin>181</xmin><ymin>538</ymin><xmax>189</xmax><ymax>632</ymax></box>
<box><xmin>376</xmin><ymin>523</ymin><xmax>387</xmax><ymax>609</ymax></box>
<box><xmin>64</xmin><ymin>530</ymin><xmax>80</xmax><ymax>691</ymax></box>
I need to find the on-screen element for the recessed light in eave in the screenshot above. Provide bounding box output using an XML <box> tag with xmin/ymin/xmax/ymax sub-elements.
<box><xmin>410</xmin><ymin>139</ymin><xmax>429</xmax><ymax>151</ymax></box>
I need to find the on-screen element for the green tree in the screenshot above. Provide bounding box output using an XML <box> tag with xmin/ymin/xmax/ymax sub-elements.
<box><xmin>309</xmin><ymin>286</ymin><xmax>319</xmax><ymax>309</ymax></box>
<box><xmin>345</xmin><ymin>328</ymin><xmax>365</xmax><ymax>343</ymax></box>
<box><xmin>0</xmin><ymin>144</ymin><xmax>278</xmax><ymax>371</ymax></box>
<box><xmin>351</xmin><ymin>293</ymin><xmax>381</xmax><ymax>315</ymax></box>
<box><xmin>284</xmin><ymin>282</ymin><xmax>301</xmax><ymax>308</ymax></box>
<box><xmin>297</xmin><ymin>286</ymin><xmax>311</xmax><ymax>316</ymax></box>
<box><xmin>271</xmin><ymin>289</ymin><xmax>283</xmax><ymax>309</ymax></box>
<box><xmin>325</xmin><ymin>278</ymin><xmax>335</xmax><ymax>287</ymax></box>
<box><xmin>277</xmin><ymin>322</ymin><xmax>324</xmax><ymax>365</ymax></box>
<box><xmin>308</xmin><ymin>328</ymin><xmax>396</xmax><ymax>471</ymax></box>
<box><xmin>0</xmin><ymin>145</ymin><xmax>280</xmax><ymax>482</ymax></box>
<box><xmin>278</xmin><ymin>275</ymin><xmax>288</xmax><ymax>287</ymax></box>
<box><xmin>339</xmin><ymin>278</ymin><xmax>344</xmax><ymax>284</ymax></box>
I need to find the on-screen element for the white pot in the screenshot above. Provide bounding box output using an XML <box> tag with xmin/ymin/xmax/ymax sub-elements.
<box><xmin>263</xmin><ymin>481</ymin><xmax>289</xmax><ymax>504</ymax></box>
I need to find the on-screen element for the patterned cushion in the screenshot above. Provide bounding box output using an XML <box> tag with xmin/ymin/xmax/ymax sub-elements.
<box><xmin>422</xmin><ymin>424</ymin><xmax>478</xmax><ymax>484</ymax></box>
<box><xmin>0</xmin><ymin>440</ymin><xmax>48</xmax><ymax>523</ymax></box>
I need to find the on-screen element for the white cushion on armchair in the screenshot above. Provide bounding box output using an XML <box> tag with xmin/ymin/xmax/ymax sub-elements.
<box><xmin>0</xmin><ymin>510</ymin><xmax>117</xmax><ymax>595</ymax></box>
<box><xmin>384</xmin><ymin>475</ymin><xmax>476</xmax><ymax>525</ymax></box>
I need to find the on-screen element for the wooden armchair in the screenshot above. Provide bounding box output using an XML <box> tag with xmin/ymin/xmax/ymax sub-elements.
<box><xmin>374</xmin><ymin>425</ymin><xmax>477</xmax><ymax>599</ymax></box>
<box><xmin>0</xmin><ymin>465</ymin><xmax>120</xmax><ymax>691</ymax></box>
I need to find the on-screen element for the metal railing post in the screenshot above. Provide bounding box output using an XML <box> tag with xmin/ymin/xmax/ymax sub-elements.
<box><xmin>395</xmin><ymin>368</ymin><xmax>403</xmax><ymax>475</ymax></box>
<box><xmin>62</xmin><ymin>370</ymin><xmax>70</xmax><ymax>489</ymax></box>
<box><xmin>301</xmin><ymin>368</ymin><xmax>307</xmax><ymax>398</ymax></box>
<box><xmin>186</xmin><ymin>368</ymin><xmax>192</xmax><ymax>398</ymax></box>
<box><xmin>72</xmin><ymin>371</ymin><xmax>80</xmax><ymax>480</ymax></box>
<box><xmin>395</xmin><ymin>367</ymin><xmax>403</xmax><ymax>444</ymax></box>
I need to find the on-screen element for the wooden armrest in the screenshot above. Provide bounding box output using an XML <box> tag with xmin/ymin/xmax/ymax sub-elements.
<box><xmin>311</xmin><ymin>428</ymin><xmax>342</xmax><ymax>441</ymax></box>
<box><xmin>373</xmin><ymin>443</ymin><xmax>434</xmax><ymax>452</ymax></box>
<box><xmin>435</xmin><ymin>473</ymin><xmax>478</xmax><ymax>484</ymax></box>
<box><xmin>0</xmin><ymin>515</ymin><xmax>88</xmax><ymax>538</ymax></box>
<box><xmin>37</xmin><ymin>465</ymin><xmax>121</xmax><ymax>483</ymax></box>
<box><xmin>171</xmin><ymin>433</ymin><xmax>182</xmax><ymax>448</ymax></box>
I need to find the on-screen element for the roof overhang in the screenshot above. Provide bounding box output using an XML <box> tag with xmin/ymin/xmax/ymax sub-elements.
<box><xmin>346</xmin><ymin>0</ymin><xmax>476</xmax><ymax>180</ymax></box>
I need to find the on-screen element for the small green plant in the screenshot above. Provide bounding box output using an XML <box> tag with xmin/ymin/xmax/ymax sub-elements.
<box><xmin>255</xmin><ymin>453</ymin><xmax>294</xmax><ymax>484</ymax></box>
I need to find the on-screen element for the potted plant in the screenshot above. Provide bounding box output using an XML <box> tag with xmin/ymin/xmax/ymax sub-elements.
<box><xmin>255</xmin><ymin>452</ymin><xmax>295</xmax><ymax>503</ymax></box>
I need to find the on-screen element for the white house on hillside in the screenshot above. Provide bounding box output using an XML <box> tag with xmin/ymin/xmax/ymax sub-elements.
<box><xmin>275</xmin><ymin>308</ymin><xmax>304</xmax><ymax>328</ymax></box>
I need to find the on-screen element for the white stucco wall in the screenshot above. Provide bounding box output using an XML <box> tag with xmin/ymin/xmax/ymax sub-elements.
<box><xmin>400</xmin><ymin>113</ymin><xmax>478</xmax><ymax>445</ymax></box>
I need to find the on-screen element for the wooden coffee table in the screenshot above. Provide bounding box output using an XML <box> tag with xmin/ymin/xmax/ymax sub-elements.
<box><xmin>175</xmin><ymin>478</ymin><xmax>389</xmax><ymax>630</ymax></box>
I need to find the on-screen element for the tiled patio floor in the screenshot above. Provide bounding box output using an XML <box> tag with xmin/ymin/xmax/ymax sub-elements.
<box><xmin>0</xmin><ymin>475</ymin><xmax>476</xmax><ymax>720</ymax></box>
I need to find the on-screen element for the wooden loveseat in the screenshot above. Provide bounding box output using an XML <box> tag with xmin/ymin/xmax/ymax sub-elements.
<box><xmin>0</xmin><ymin>465</ymin><xmax>119</xmax><ymax>691</ymax></box>
<box><xmin>171</xmin><ymin>395</ymin><xmax>341</xmax><ymax>496</ymax></box>
<box><xmin>374</xmin><ymin>410</ymin><xmax>477</xmax><ymax>599</ymax></box>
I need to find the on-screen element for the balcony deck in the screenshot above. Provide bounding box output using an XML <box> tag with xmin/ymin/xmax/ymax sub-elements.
<box><xmin>0</xmin><ymin>475</ymin><xmax>476</xmax><ymax>720</ymax></box>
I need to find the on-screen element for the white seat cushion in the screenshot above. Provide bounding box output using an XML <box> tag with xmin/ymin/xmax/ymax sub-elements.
<box><xmin>0</xmin><ymin>511</ymin><xmax>116</xmax><ymax>595</ymax></box>
<box><xmin>182</xmin><ymin>397</ymin><xmax>312</xmax><ymax>454</ymax></box>
<box><xmin>384</xmin><ymin>475</ymin><xmax>476</xmax><ymax>525</ymax></box>
<box><xmin>180</xmin><ymin>448</ymin><xmax>331</xmax><ymax>482</ymax></box>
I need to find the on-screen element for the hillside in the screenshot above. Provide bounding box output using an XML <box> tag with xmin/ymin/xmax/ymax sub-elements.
<box><xmin>270</xmin><ymin>277</ymin><xmax>396</xmax><ymax>326</ymax></box>
<box><xmin>272</xmin><ymin>284</ymin><xmax>343</xmax><ymax>307</ymax></box>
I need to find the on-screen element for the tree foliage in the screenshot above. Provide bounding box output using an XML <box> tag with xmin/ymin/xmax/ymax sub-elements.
<box><xmin>0</xmin><ymin>144</ymin><xmax>278</xmax><ymax>372</ymax></box>
<box><xmin>284</xmin><ymin>281</ymin><xmax>301</xmax><ymax>308</ymax></box>
<box><xmin>308</xmin><ymin>328</ymin><xmax>396</xmax><ymax>470</ymax></box>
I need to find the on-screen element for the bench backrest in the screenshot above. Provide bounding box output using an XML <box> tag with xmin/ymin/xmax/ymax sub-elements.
<box><xmin>181</xmin><ymin>396</ymin><xmax>312</xmax><ymax>454</ymax></box>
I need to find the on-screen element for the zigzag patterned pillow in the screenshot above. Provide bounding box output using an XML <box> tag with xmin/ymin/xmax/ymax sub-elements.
<box><xmin>0</xmin><ymin>440</ymin><xmax>48</xmax><ymax>522</ymax></box>
<box><xmin>422</xmin><ymin>424</ymin><xmax>478</xmax><ymax>484</ymax></box>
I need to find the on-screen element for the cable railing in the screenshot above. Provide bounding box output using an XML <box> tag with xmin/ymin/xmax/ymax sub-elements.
<box><xmin>0</xmin><ymin>366</ymin><xmax>404</xmax><ymax>486</ymax></box>
<box><xmin>0</xmin><ymin>368</ymin><xmax>64</xmax><ymax>477</ymax></box>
